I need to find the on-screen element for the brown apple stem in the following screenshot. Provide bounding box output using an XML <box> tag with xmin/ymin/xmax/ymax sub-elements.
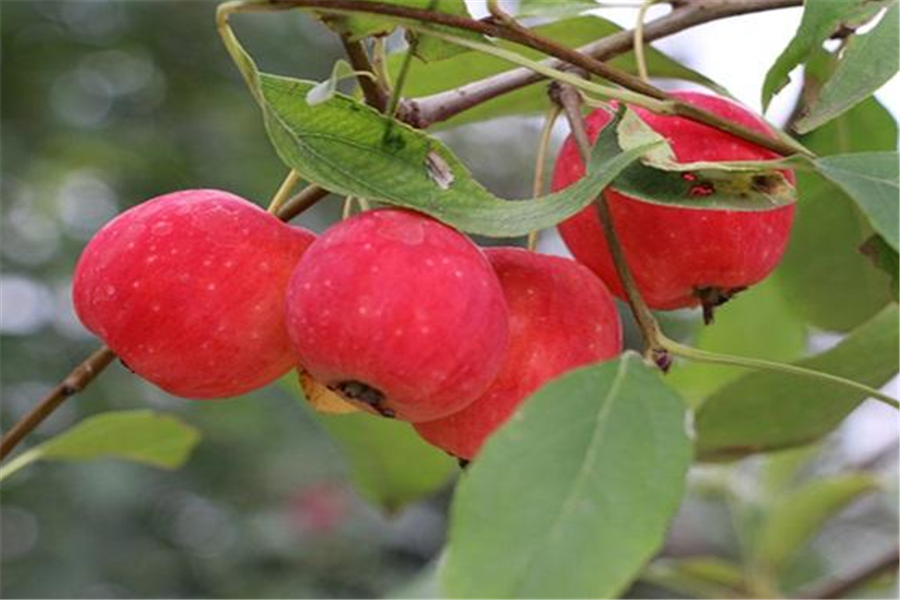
<box><xmin>276</xmin><ymin>184</ymin><xmax>330</xmax><ymax>221</ymax></box>
<box><xmin>552</xmin><ymin>82</ymin><xmax>670</xmax><ymax>371</ymax></box>
<box><xmin>0</xmin><ymin>346</ymin><xmax>116</xmax><ymax>461</ymax></box>
<box><xmin>527</xmin><ymin>105</ymin><xmax>562</xmax><ymax>252</ymax></box>
<box><xmin>633</xmin><ymin>0</ymin><xmax>658</xmax><ymax>83</ymax></box>
<box><xmin>267</xmin><ymin>169</ymin><xmax>302</xmax><ymax>214</ymax></box>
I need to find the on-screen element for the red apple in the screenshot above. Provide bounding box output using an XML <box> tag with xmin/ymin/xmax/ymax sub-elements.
<box><xmin>73</xmin><ymin>189</ymin><xmax>315</xmax><ymax>398</ymax></box>
<box><xmin>552</xmin><ymin>91</ymin><xmax>796</xmax><ymax>314</ymax></box>
<box><xmin>286</xmin><ymin>209</ymin><xmax>510</xmax><ymax>423</ymax></box>
<box><xmin>414</xmin><ymin>247</ymin><xmax>622</xmax><ymax>460</ymax></box>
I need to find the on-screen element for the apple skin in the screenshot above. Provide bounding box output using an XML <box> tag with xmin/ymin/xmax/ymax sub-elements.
<box><xmin>552</xmin><ymin>91</ymin><xmax>796</xmax><ymax>310</ymax></box>
<box><xmin>414</xmin><ymin>247</ymin><xmax>622</xmax><ymax>459</ymax></box>
<box><xmin>73</xmin><ymin>189</ymin><xmax>315</xmax><ymax>399</ymax></box>
<box><xmin>286</xmin><ymin>209</ymin><xmax>510</xmax><ymax>423</ymax></box>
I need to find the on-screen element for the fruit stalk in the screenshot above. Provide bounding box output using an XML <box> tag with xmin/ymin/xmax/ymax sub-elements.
<box><xmin>633</xmin><ymin>0</ymin><xmax>660</xmax><ymax>83</ymax></box>
<box><xmin>267</xmin><ymin>169</ymin><xmax>302</xmax><ymax>215</ymax></box>
<box><xmin>660</xmin><ymin>337</ymin><xmax>900</xmax><ymax>409</ymax></box>
<box><xmin>276</xmin><ymin>184</ymin><xmax>330</xmax><ymax>222</ymax></box>
<box><xmin>551</xmin><ymin>82</ymin><xmax>670</xmax><ymax>370</ymax></box>
<box><xmin>527</xmin><ymin>105</ymin><xmax>561</xmax><ymax>252</ymax></box>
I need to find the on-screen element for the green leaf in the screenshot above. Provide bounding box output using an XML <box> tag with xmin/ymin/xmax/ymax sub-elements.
<box><xmin>761</xmin><ymin>0</ymin><xmax>889</xmax><ymax>109</ymax></box>
<box><xmin>761</xmin><ymin>445</ymin><xmax>822</xmax><ymax>499</ymax></box>
<box><xmin>611</xmin><ymin>108</ymin><xmax>798</xmax><ymax>211</ymax></box>
<box><xmin>617</xmin><ymin>108</ymin><xmax>803</xmax><ymax>174</ymax></box>
<box><xmin>860</xmin><ymin>234</ymin><xmax>900</xmax><ymax>301</ymax></box>
<box><xmin>775</xmin><ymin>97</ymin><xmax>897</xmax><ymax>331</ymax></box>
<box><xmin>795</xmin><ymin>4</ymin><xmax>900</xmax><ymax>133</ymax></box>
<box><xmin>642</xmin><ymin>557</ymin><xmax>747</xmax><ymax>599</ymax></box>
<box><xmin>611</xmin><ymin>161</ymin><xmax>796</xmax><ymax>211</ymax></box>
<box><xmin>0</xmin><ymin>410</ymin><xmax>200</xmax><ymax>483</ymax></box>
<box><xmin>515</xmin><ymin>0</ymin><xmax>601</xmax><ymax>19</ymax></box>
<box><xmin>813</xmin><ymin>151</ymin><xmax>899</xmax><ymax>252</ymax></box>
<box><xmin>318</xmin><ymin>413</ymin><xmax>456</xmax><ymax>512</ymax></box>
<box><xmin>259</xmin><ymin>73</ymin><xmax>652</xmax><ymax>237</ymax></box>
<box><xmin>753</xmin><ymin>475</ymin><xmax>879</xmax><ymax>575</ymax></box>
<box><xmin>667</xmin><ymin>279</ymin><xmax>807</xmax><ymax>408</ymax></box>
<box><xmin>409</xmin><ymin>1</ymin><xmax>482</xmax><ymax>63</ymax></box>
<box><xmin>218</xmin><ymin>13</ymin><xmax>653</xmax><ymax>236</ymax></box>
<box><xmin>443</xmin><ymin>353</ymin><xmax>692</xmax><ymax>598</ymax></box>
<box><xmin>282</xmin><ymin>374</ymin><xmax>455</xmax><ymax>511</ymax></box>
<box><xmin>395</xmin><ymin>16</ymin><xmax>729</xmax><ymax>128</ymax></box>
<box><xmin>695</xmin><ymin>305</ymin><xmax>899</xmax><ymax>460</ymax></box>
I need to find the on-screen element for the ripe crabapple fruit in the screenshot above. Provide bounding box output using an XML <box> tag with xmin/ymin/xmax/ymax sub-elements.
<box><xmin>552</xmin><ymin>91</ymin><xmax>796</xmax><ymax>317</ymax></box>
<box><xmin>73</xmin><ymin>189</ymin><xmax>315</xmax><ymax>399</ymax></box>
<box><xmin>414</xmin><ymin>247</ymin><xmax>622</xmax><ymax>459</ymax></box>
<box><xmin>286</xmin><ymin>209</ymin><xmax>509</xmax><ymax>423</ymax></box>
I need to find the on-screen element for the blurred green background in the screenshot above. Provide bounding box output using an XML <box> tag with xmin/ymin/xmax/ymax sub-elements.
<box><xmin>1</xmin><ymin>2</ymin><xmax>897</xmax><ymax>599</ymax></box>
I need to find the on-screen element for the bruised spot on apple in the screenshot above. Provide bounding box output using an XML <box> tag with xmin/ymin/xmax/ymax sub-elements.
<box><xmin>286</xmin><ymin>209</ymin><xmax>510</xmax><ymax>423</ymax></box>
<box><xmin>552</xmin><ymin>91</ymin><xmax>796</xmax><ymax>314</ymax></box>
<box><xmin>414</xmin><ymin>248</ymin><xmax>622</xmax><ymax>460</ymax></box>
<box><xmin>73</xmin><ymin>189</ymin><xmax>315</xmax><ymax>399</ymax></box>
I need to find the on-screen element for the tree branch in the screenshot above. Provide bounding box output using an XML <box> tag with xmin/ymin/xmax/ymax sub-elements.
<box><xmin>340</xmin><ymin>35</ymin><xmax>390</xmax><ymax>112</ymax></box>
<box><xmin>406</xmin><ymin>0</ymin><xmax>802</xmax><ymax>129</ymax></box>
<box><xmin>273</xmin><ymin>0</ymin><xmax>806</xmax><ymax>155</ymax></box>
<box><xmin>0</xmin><ymin>346</ymin><xmax>116</xmax><ymax>460</ymax></box>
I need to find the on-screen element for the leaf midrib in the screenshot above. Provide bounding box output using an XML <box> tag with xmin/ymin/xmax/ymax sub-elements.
<box><xmin>509</xmin><ymin>357</ymin><xmax>632</xmax><ymax>596</ymax></box>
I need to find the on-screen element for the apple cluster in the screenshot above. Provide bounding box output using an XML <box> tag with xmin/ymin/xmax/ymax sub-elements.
<box><xmin>72</xmin><ymin>91</ymin><xmax>794</xmax><ymax>460</ymax></box>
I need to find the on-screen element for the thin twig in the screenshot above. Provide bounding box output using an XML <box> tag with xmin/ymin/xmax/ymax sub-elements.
<box><xmin>267</xmin><ymin>169</ymin><xmax>301</xmax><ymax>214</ymax></box>
<box><xmin>527</xmin><ymin>105</ymin><xmax>561</xmax><ymax>252</ymax></box>
<box><xmin>661</xmin><ymin>337</ymin><xmax>899</xmax><ymax>408</ymax></box>
<box><xmin>479</xmin><ymin>4</ymin><xmax>807</xmax><ymax>156</ymax></box>
<box><xmin>794</xmin><ymin>548</ymin><xmax>899</xmax><ymax>599</ymax></box>
<box><xmin>634</xmin><ymin>0</ymin><xmax>659</xmax><ymax>83</ymax></box>
<box><xmin>0</xmin><ymin>346</ymin><xmax>116</xmax><ymax>460</ymax></box>
<box><xmin>406</xmin><ymin>0</ymin><xmax>802</xmax><ymax>128</ymax></box>
<box><xmin>551</xmin><ymin>82</ymin><xmax>669</xmax><ymax>370</ymax></box>
<box><xmin>340</xmin><ymin>35</ymin><xmax>389</xmax><ymax>112</ymax></box>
